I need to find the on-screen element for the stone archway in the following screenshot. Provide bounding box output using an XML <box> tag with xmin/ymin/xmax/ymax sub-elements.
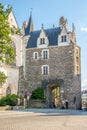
<box><xmin>6</xmin><ymin>86</ymin><xmax>11</xmax><ymax>95</ymax></box>
<box><xmin>42</xmin><ymin>79</ymin><xmax>64</xmax><ymax>108</ymax></box>
<box><xmin>52</xmin><ymin>86</ymin><xmax>60</xmax><ymax>107</ymax></box>
<box><xmin>47</xmin><ymin>82</ymin><xmax>61</xmax><ymax>108</ymax></box>
<box><xmin>6</xmin><ymin>87</ymin><xmax>11</xmax><ymax>95</ymax></box>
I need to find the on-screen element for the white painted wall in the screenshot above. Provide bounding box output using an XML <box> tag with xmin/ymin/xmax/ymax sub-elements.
<box><xmin>12</xmin><ymin>35</ymin><xmax>23</xmax><ymax>67</ymax></box>
<box><xmin>22</xmin><ymin>35</ymin><xmax>30</xmax><ymax>78</ymax></box>
<box><xmin>8</xmin><ymin>11</ymin><xmax>18</xmax><ymax>28</ymax></box>
<box><xmin>0</xmin><ymin>65</ymin><xmax>19</xmax><ymax>97</ymax></box>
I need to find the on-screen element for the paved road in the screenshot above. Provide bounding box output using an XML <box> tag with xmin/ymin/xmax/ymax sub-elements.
<box><xmin>0</xmin><ymin>109</ymin><xmax>87</xmax><ymax>130</ymax></box>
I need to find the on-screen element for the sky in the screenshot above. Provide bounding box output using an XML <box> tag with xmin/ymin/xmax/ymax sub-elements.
<box><xmin>0</xmin><ymin>0</ymin><xmax>87</xmax><ymax>89</ymax></box>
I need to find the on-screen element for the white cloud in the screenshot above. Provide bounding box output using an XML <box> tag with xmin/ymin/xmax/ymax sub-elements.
<box><xmin>81</xmin><ymin>27</ymin><xmax>87</xmax><ymax>32</ymax></box>
<box><xmin>82</xmin><ymin>80</ymin><xmax>87</xmax><ymax>90</ymax></box>
<box><xmin>82</xmin><ymin>80</ymin><xmax>87</xmax><ymax>87</ymax></box>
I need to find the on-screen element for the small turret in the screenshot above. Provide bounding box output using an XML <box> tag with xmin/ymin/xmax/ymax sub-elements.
<box><xmin>59</xmin><ymin>16</ymin><xmax>68</xmax><ymax>31</ymax></box>
<box><xmin>23</xmin><ymin>21</ymin><xmax>28</xmax><ymax>28</ymax></box>
<box><xmin>59</xmin><ymin>16</ymin><xmax>66</xmax><ymax>25</ymax></box>
<box><xmin>71</xmin><ymin>23</ymin><xmax>76</xmax><ymax>43</ymax></box>
<box><xmin>24</xmin><ymin>12</ymin><xmax>34</xmax><ymax>35</ymax></box>
<box><xmin>22</xmin><ymin>21</ymin><xmax>28</xmax><ymax>35</ymax></box>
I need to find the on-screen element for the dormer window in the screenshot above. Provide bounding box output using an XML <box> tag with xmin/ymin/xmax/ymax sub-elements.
<box><xmin>37</xmin><ymin>29</ymin><xmax>49</xmax><ymax>48</ymax></box>
<box><xmin>61</xmin><ymin>35</ymin><xmax>66</xmax><ymax>42</ymax></box>
<box><xmin>40</xmin><ymin>38</ymin><xmax>45</xmax><ymax>44</ymax></box>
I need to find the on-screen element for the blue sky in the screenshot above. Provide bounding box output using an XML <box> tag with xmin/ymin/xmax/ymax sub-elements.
<box><xmin>1</xmin><ymin>0</ymin><xmax>87</xmax><ymax>89</ymax></box>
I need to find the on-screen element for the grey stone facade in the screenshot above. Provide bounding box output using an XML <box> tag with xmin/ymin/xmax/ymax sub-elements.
<box><xmin>18</xmin><ymin>15</ymin><xmax>81</xmax><ymax>109</ymax></box>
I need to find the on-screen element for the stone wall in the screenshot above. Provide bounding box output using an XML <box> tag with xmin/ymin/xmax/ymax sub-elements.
<box><xmin>19</xmin><ymin>44</ymin><xmax>81</xmax><ymax>109</ymax></box>
<box><xmin>25</xmin><ymin>44</ymin><xmax>75</xmax><ymax>88</ymax></box>
<box><xmin>28</xmin><ymin>100</ymin><xmax>47</xmax><ymax>108</ymax></box>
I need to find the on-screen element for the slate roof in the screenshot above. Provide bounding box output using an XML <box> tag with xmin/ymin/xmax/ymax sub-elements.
<box><xmin>25</xmin><ymin>14</ymin><xmax>34</xmax><ymax>35</ymax></box>
<box><xmin>26</xmin><ymin>27</ymin><xmax>61</xmax><ymax>48</ymax></box>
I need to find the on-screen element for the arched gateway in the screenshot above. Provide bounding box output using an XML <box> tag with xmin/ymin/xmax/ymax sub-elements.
<box><xmin>6</xmin><ymin>86</ymin><xmax>11</xmax><ymax>95</ymax></box>
<box><xmin>42</xmin><ymin>79</ymin><xmax>64</xmax><ymax>108</ymax></box>
<box><xmin>47</xmin><ymin>83</ymin><xmax>60</xmax><ymax>108</ymax></box>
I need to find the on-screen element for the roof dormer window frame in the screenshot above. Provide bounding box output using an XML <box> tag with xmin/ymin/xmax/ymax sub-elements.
<box><xmin>61</xmin><ymin>35</ymin><xmax>67</xmax><ymax>42</ymax></box>
<box><xmin>40</xmin><ymin>38</ymin><xmax>45</xmax><ymax>44</ymax></box>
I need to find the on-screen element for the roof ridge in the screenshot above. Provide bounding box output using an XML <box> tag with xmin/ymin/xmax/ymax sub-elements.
<box><xmin>30</xmin><ymin>27</ymin><xmax>60</xmax><ymax>33</ymax></box>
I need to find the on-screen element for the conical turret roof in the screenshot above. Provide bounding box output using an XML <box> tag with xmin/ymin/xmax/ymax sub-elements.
<box><xmin>25</xmin><ymin>12</ymin><xmax>34</xmax><ymax>35</ymax></box>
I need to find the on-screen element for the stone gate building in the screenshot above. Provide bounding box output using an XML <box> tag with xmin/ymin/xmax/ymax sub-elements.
<box><xmin>19</xmin><ymin>14</ymin><xmax>81</xmax><ymax>109</ymax></box>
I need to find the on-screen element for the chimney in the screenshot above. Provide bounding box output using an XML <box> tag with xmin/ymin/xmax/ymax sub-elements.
<box><xmin>23</xmin><ymin>21</ymin><xmax>28</xmax><ymax>28</ymax></box>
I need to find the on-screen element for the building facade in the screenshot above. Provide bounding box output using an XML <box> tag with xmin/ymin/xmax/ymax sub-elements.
<box><xmin>18</xmin><ymin>15</ymin><xmax>81</xmax><ymax>109</ymax></box>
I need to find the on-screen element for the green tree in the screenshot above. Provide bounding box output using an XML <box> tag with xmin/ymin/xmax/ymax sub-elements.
<box><xmin>0</xmin><ymin>3</ymin><xmax>16</xmax><ymax>86</ymax></box>
<box><xmin>0</xmin><ymin>71</ymin><xmax>7</xmax><ymax>86</ymax></box>
<box><xmin>0</xmin><ymin>94</ymin><xmax>19</xmax><ymax>106</ymax></box>
<box><xmin>0</xmin><ymin>3</ymin><xmax>16</xmax><ymax>64</ymax></box>
<box><xmin>30</xmin><ymin>87</ymin><xmax>46</xmax><ymax>101</ymax></box>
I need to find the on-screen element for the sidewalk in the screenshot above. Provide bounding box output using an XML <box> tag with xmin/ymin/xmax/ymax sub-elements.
<box><xmin>0</xmin><ymin>109</ymin><xmax>87</xmax><ymax>130</ymax></box>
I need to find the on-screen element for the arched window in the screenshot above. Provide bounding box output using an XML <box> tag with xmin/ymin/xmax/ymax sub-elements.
<box><xmin>33</xmin><ymin>52</ymin><xmax>38</xmax><ymax>59</ymax></box>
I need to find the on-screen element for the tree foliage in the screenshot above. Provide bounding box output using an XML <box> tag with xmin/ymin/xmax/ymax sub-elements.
<box><xmin>0</xmin><ymin>3</ymin><xmax>17</xmax><ymax>86</ymax></box>
<box><xmin>0</xmin><ymin>94</ymin><xmax>19</xmax><ymax>106</ymax></box>
<box><xmin>0</xmin><ymin>71</ymin><xmax>7</xmax><ymax>86</ymax></box>
<box><xmin>30</xmin><ymin>87</ymin><xmax>46</xmax><ymax>101</ymax></box>
<box><xmin>0</xmin><ymin>3</ymin><xmax>16</xmax><ymax>64</ymax></box>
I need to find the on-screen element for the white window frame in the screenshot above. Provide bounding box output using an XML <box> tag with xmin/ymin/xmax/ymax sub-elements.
<box><xmin>61</xmin><ymin>35</ymin><xmax>67</xmax><ymax>42</ymax></box>
<box><xmin>42</xmin><ymin>49</ymin><xmax>49</xmax><ymax>59</ymax></box>
<box><xmin>33</xmin><ymin>52</ymin><xmax>38</xmax><ymax>59</ymax></box>
<box><xmin>40</xmin><ymin>38</ymin><xmax>45</xmax><ymax>44</ymax></box>
<box><xmin>42</xmin><ymin>65</ymin><xmax>49</xmax><ymax>75</ymax></box>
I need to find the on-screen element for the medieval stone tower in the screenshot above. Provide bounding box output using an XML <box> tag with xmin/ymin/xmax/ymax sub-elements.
<box><xmin>19</xmin><ymin>14</ymin><xmax>81</xmax><ymax>109</ymax></box>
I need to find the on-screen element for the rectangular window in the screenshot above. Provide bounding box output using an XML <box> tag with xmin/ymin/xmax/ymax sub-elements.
<box><xmin>43</xmin><ymin>51</ymin><xmax>48</xmax><ymax>59</ymax></box>
<box><xmin>42</xmin><ymin>65</ymin><xmax>49</xmax><ymax>75</ymax></box>
<box><xmin>42</xmin><ymin>49</ymin><xmax>49</xmax><ymax>59</ymax></box>
<box><xmin>40</xmin><ymin>38</ymin><xmax>42</xmax><ymax>44</ymax></box>
<box><xmin>40</xmin><ymin>38</ymin><xmax>45</xmax><ymax>44</ymax></box>
<box><xmin>61</xmin><ymin>36</ymin><xmax>63</xmax><ymax>42</ymax></box>
<box><xmin>61</xmin><ymin>35</ymin><xmax>66</xmax><ymax>42</ymax></box>
<box><xmin>43</xmin><ymin>38</ymin><xmax>45</xmax><ymax>44</ymax></box>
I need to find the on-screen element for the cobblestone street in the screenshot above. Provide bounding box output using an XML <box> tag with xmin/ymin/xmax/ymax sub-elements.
<box><xmin>0</xmin><ymin>109</ymin><xmax>87</xmax><ymax>130</ymax></box>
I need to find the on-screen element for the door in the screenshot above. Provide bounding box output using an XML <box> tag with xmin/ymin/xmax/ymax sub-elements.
<box><xmin>51</xmin><ymin>87</ymin><xmax>60</xmax><ymax>107</ymax></box>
